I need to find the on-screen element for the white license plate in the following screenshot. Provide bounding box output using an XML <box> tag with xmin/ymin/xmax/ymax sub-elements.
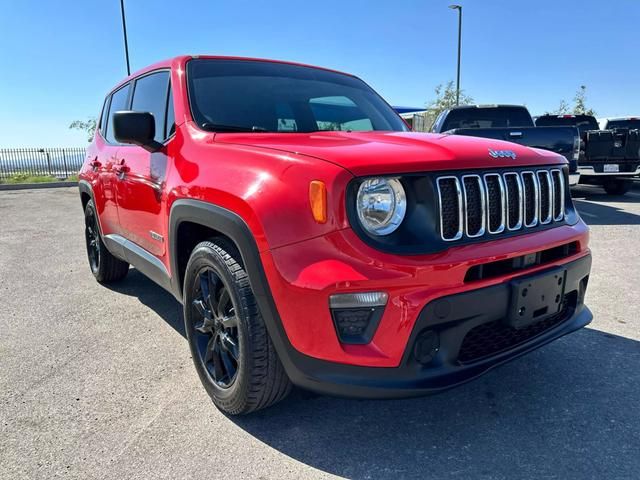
<box><xmin>604</xmin><ymin>164</ymin><xmax>619</xmax><ymax>172</ymax></box>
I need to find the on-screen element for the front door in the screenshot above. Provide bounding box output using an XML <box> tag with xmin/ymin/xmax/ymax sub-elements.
<box><xmin>115</xmin><ymin>70</ymin><xmax>173</xmax><ymax>257</ymax></box>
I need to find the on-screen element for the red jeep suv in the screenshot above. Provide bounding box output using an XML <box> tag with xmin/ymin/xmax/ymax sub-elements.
<box><xmin>79</xmin><ymin>56</ymin><xmax>592</xmax><ymax>414</ymax></box>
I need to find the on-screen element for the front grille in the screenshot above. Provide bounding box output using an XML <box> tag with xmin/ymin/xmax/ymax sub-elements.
<box><xmin>437</xmin><ymin>168</ymin><xmax>565</xmax><ymax>242</ymax></box>
<box><xmin>457</xmin><ymin>293</ymin><xmax>574</xmax><ymax>364</ymax></box>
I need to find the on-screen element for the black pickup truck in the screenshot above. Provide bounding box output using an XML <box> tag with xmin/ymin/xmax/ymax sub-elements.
<box><xmin>431</xmin><ymin>105</ymin><xmax>581</xmax><ymax>185</ymax></box>
<box><xmin>536</xmin><ymin>114</ymin><xmax>640</xmax><ymax>195</ymax></box>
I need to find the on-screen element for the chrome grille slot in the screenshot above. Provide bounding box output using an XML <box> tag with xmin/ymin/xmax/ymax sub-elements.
<box><xmin>462</xmin><ymin>175</ymin><xmax>485</xmax><ymax>237</ymax></box>
<box><xmin>504</xmin><ymin>173</ymin><xmax>523</xmax><ymax>230</ymax></box>
<box><xmin>537</xmin><ymin>170</ymin><xmax>553</xmax><ymax>224</ymax></box>
<box><xmin>484</xmin><ymin>174</ymin><xmax>505</xmax><ymax>234</ymax></box>
<box><xmin>437</xmin><ymin>177</ymin><xmax>463</xmax><ymax>241</ymax></box>
<box><xmin>436</xmin><ymin>168</ymin><xmax>566</xmax><ymax>243</ymax></box>
<box><xmin>551</xmin><ymin>169</ymin><xmax>565</xmax><ymax>221</ymax></box>
<box><xmin>521</xmin><ymin>171</ymin><xmax>539</xmax><ymax>227</ymax></box>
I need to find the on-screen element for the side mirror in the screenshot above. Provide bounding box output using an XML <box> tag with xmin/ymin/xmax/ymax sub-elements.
<box><xmin>112</xmin><ymin>111</ymin><xmax>162</xmax><ymax>152</ymax></box>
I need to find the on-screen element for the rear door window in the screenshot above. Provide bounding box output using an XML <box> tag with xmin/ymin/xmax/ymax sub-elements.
<box><xmin>105</xmin><ymin>84</ymin><xmax>131</xmax><ymax>143</ymax></box>
<box><xmin>165</xmin><ymin>83</ymin><xmax>175</xmax><ymax>138</ymax></box>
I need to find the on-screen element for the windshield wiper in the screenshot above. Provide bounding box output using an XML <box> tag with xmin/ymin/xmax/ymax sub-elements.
<box><xmin>201</xmin><ymin>122</ymin><xmax>269</xmax><ymax>133</ymax></box>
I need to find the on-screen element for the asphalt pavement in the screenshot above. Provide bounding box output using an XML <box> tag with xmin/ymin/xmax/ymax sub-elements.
<box><xmin>0</xmin><ymin>185</ymin><xmax>639</xmax><ymax>480</ymax></box>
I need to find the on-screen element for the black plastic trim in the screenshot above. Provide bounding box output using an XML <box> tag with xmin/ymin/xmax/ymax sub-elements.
<box><xmin>330</xmin><ymin>306</ymin><xmax>385</xmax><ymax>344</ymax></box>
<box><xmin>103</xmin><ymin>234</ymin><xmax>172</xmax><ymax>292</ymax></box>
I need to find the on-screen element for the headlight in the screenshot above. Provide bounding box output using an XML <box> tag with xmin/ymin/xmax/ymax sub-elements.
<box><xmin>356</xmin><ymin>177</ymin><xmax>406</xmax><ymax>235</ymax></box>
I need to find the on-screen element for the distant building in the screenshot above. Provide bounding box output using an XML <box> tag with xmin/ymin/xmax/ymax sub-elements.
<box><xmin>393</xmin><ymin>107</ymin><xmax>430</xmax><ymax>132</ymax></box>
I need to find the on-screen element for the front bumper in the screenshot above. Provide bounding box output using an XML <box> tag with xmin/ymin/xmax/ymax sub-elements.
<box><xmin>271</xmin><ymin>254</ymin><xmax>591</xmax><ymax>398</ymax></box>
<box><xmin>578</xmin><ymin>165</ymin><xmax>640</xmax><ymax>177</ymax></box>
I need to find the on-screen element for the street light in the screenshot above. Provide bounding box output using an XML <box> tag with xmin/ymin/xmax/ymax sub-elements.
<box><xmin>119</xmin><ymin>0</ymin><xmax>131</xmax><ymax>76</ymax></box>
<box><xmin>449</xmin><ymin>4</ymin><xmax>462</xmax><ymax>106</ymax></box>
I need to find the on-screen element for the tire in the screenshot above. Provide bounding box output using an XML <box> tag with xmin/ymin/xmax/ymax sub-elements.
<box><xmin>84</xmin><ymin>200</ymin><xmax>129</xmax><ymax>283</ymax></box>
<box><xmin>183</xmin><ymin>239</ymin><xmax>291</xmax><ymax>415</ymax></box>
<box><xmin>603</xmin><ymin>179</ymin><xmax>632</xmax><ymax>195</ymax></box>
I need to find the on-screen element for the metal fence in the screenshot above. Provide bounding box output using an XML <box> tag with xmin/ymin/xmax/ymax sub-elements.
<box><xmin>0</xmin><ymin>147</ymin><xmax>86</xmax><ymax>181</ymax></box>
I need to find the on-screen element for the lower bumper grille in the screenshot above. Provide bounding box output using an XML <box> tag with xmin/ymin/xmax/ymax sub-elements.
<box><xmin>457</xmin><ymin>293</ymin><xmax>575</xmax><ymax>364</ymax></box>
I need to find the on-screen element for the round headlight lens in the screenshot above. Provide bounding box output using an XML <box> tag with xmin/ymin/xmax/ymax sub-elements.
<box><xmin>356</xmin><ymin>177</ymin><xmax>406</xmax><ymax>236</ymax></box>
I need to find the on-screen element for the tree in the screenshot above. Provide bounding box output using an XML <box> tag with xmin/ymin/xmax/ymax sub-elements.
<box><xmin>572</xmin><ymin>85</ymin><xmax>596</xmax><ymax>116</ymax></box>
<box><xmin>427</xmin><ymin>80</ymin><xmax>473</xmax><ymax>116</ymax></box>
<box><xmin>551</xmin><ymin>99</ymin><xmax>571</xmax><ymax>115</ymax></box>
<box><xmin>548</xmin><ymin>85</ymin><xmax>596</xmax><ymax>117</ymax></box>
<box><xmin>69</xmin><ymin>117</ymin><xmax>97</xmax><ymax>142</ymax></box>
<box><xmin>418</xmin><ymin>81</ymin><xmax>474</xmax><ymax>131</ymax></box>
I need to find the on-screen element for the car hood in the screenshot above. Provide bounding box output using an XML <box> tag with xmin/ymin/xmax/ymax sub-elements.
<box><xmin>213</xmin><ymin>131</ymin><xmax>565</xmax><ymax>176</ymax></box>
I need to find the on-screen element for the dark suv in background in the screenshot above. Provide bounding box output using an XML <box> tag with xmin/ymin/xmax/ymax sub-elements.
<box><xmin>536</xmin><ymin>114</ymin><xmax>640</xmax><ymax>195</ymax></box>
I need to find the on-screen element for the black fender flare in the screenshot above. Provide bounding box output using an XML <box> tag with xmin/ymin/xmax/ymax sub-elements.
<box><xmin>168</xmin><ymin>199</ymin><xmax>312</xmax><ymax>384</ymax></box>
<box><xmin>167</xmin><ymin>199</ymin><xmax>271</xmax><ymax>300</ymax></box>
<box><xmin>78</xmin><ymin>179</ymin><xmax>95</xmax><ymax>208</ymax></box>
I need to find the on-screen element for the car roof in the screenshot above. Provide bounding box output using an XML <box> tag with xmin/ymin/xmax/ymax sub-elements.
<box><xmin>107</xmin><ymin>55</ymin><xmax>355</xmax><ymax>94</ymax></box>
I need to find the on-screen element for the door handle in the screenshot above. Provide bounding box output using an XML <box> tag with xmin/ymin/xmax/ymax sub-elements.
<box><xmin>89</xmin><ymin>157</ymin><xmax>101</xmax><ymax>170</ymax></box>
<box><xmin>509</xmin><ymin>131</ymin><xmax>523</xmax><ymax>138</ymax></box>
<box><xmin>114</xmin><ymin>158</ymin><xmax>130</xmax><ymax>177</ymax></box>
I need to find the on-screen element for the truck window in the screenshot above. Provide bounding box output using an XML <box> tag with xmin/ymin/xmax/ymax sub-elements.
<box><xmin>131</xmin><ymin>71</ymin><xmax>170</xmax><ymax>142</ymax></box>
<box><xmin>186</xmin><ymin>59</ymin><xmax>408</xmax><ymax>133</ymax></box>
<box><xmin>441</xmin><ymin>107</ymin><xmax>533</xmax><ymax>131</ymax></box>
<box><xmin>605</xmin><ymin>119</ymin><xmax>640</xmax><ymax>129</ymax></box>
<box><xmin>535</xmin><ymin>115</ymin><xmax>599</xmax><ymax>135</ymax></box>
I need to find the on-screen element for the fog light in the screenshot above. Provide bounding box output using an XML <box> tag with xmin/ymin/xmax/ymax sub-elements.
<box><xmin>329</xmin><ymin>292</ymin><xmax>388</xmax><ymax>344</ymax></box>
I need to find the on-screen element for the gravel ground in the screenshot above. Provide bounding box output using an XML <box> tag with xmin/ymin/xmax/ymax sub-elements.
<box><xmin>0</xmin><ymin>185</ymin><xmax>639</xmax><ymax>480</ymax></box>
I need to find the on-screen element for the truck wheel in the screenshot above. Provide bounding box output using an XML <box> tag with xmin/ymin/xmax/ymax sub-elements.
<box><xmin>84</xmin><ymin>200</ymin><xmax>129</xmax><ymax>283</ymax></box>
<box><xmin>603</xmin><ymin>179</ymin><xmax>632</xmax><ymax>195</ymax></box>
<box><xmin>183</xmin><ymin>240</ymin><xmax>291</xmax><ymax>415</ymax></box>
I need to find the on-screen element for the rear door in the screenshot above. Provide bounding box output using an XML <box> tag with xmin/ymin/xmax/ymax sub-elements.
<box><xmin>114</xmin><ymin>70</ymin><xmax>173</xmax><ymax>257</ymax></box>
<box><xmin>94</xmin><ymin>83</ymin><xmax>131</xmax><ymax>235</ymax></box>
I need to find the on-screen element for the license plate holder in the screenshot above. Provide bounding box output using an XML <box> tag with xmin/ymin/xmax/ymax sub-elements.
<box><xmin>507</xmin><ymin>267</ymin><xmax>566</xmax><ymax>329</ymax></box>
<box><xmin>604</xmin><ymin>164</ymin><xmax>619</xmax><ymax>173</ymax></box>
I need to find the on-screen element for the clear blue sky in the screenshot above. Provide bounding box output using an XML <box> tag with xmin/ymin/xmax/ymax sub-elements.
<box><xmin>1</xmin><ymin>0</ymin><xmax>638</xmax><ymax>147</ymax></box>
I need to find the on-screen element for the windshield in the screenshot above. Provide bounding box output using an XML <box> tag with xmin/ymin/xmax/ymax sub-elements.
<box><xmin>441</xmin><ymin>107</ymin><xmax>533</xmax><ymax>130</ymax></box>
<box><xmin>535</xmin><ymin>115</ymin><xmax>599</xmax><ymax>135</ymax></box>
<box><xmin>606</xmin><ymin>119</ymin><xmax>640</xmax><ymax>129</ymax></box>
<box><xmin>186</xmin><ymin>59</ymin><xmax>408</xmax><ymax>133</ymax></box>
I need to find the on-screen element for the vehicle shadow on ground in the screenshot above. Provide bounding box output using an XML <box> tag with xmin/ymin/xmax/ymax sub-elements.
<box><xmin>104</xmin><ymin>268</ymin><xmax>186</xmax><ymax>338</ymax></box>
<box><xmin>104</xmin><ymin>269</ymin><xmax>640</xmax><ymax>478</ymax></box>
<box><xmin>232</xmin><ymin>329</ymin><xmax>640</xmax><ymax>479</ymax></box>
<box><xmin>572</xmin><ymin>185</ymin><xmax>640</xmax><ymax>225</ymax></box>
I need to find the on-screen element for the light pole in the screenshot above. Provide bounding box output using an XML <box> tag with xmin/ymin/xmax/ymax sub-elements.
<box><xmin>449</xmin><ymin>4</ymin><xmax>462</xmax><ymax>105</ymax></box>
<box><xmin>119</xmin><ymin>0</ymin><xmax>131</xmax><ymax>76</ymax></box>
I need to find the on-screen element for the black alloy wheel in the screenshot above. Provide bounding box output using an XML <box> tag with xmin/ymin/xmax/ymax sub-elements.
<box><xmin>183</xmin><ymin>240</ymin><xmax>291</xmax><ymax>414</ymax></box>
<box><xmin>191</xmin><ymin>268</ymin><xmax>240</xmax><ymax>388</ymax></box>
<box><xmin>85</xmin><ymin>209</ymin><xmax>101</xmax><ymax>273</ymax></box>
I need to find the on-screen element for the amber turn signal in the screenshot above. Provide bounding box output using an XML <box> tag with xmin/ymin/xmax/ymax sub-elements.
<box><xmin>309</xmin><ymin>180</ymin><xmax>327</xmax><ymax>224</ymax></box>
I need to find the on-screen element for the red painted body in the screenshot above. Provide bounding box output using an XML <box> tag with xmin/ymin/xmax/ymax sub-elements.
<box><xmin>80</xmin><ymin>56</ymin><xmax>590</xmax><ymax>368</ymax></box>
